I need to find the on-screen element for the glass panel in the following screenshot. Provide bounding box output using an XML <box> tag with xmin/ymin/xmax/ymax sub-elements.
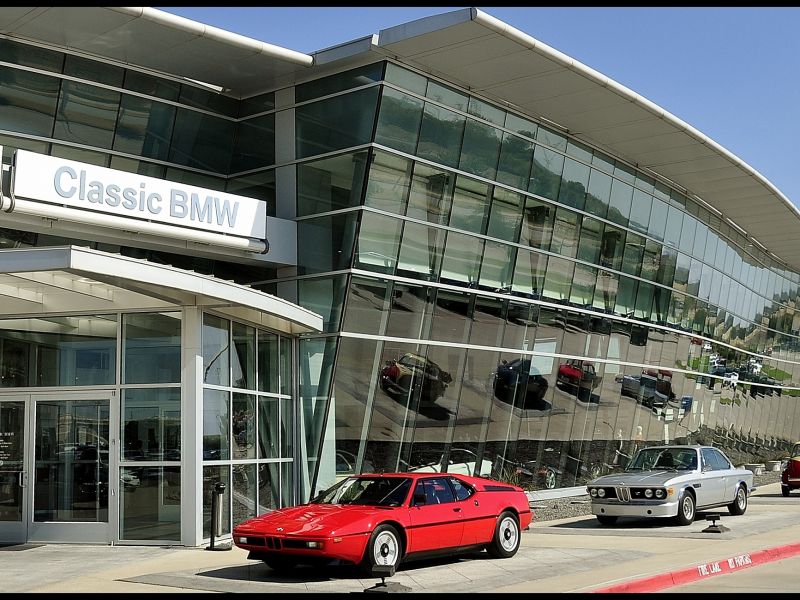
<box><xmin>123</xmin><ymin>69</ymin><xmax>180</xmax><ymax>101</ymax></box>
<box><xmin>231</xmin><ymin>113</ymin><xmax>275</xmax><ymax>172</ymax></box>
<box><xmin>607</xmin><ymin>178</ymin><xmax>633</xmax><ymax>227</ymax></box>
<box><xmin>363</xmin><ymin>150</ymin><xmax>412</xmax><ymax>214</ymax></box>
<box><xmin>585</xmin><ymin>168</ymin><xmax>612</xmax><ymax>219</ymax></box>
<box><xmin>179</xmin><ymin>84</ymin><xmax>237</xmax><ymax>116</ymax></box>
<box><xmin>280</xmin><ymin>337</ymin><xmax>292</xmax><ymax>397</ymax></box>
<box><xmin>202</xmin><ymin>313</ymin><xmax>229</xmax><ymax>386</ymax></box>
<box><xmin>169</xmin><ymin>108</ymin><xmax>234</xmax><ymax>173</ymax></box>
<box><xmin>519</xmin><ymin>197</ymin><xmax>554</xmax><ymax>250</ymax></box>
<box><xmin>202</xmin><ymin>465</ymin><xmax>230</xmax><ymax>538</ymax></box>
<box><xmin>232</xmin><ymin>393</ymin><xmax>256</xmax><ymax>460</ymax></box>
<box><xmin>384</xmin><ymin>62</ymin><xmax>427</xmax><ymax>94</ymax></box>
<box><xmin>122</xmin><ymin>388</ymin><xmax>181</xmax><ymax>461</ymax></box>
<box><xmin>258</xmin><ymin>462</ymin><xmax>279</xmax><ymax>513</ymax></box>
<box><xmin>280</xmin><ymin>397</ymin><xmax>294</xmax><ymax>458</ymax></box>
<box><xmin>600</xmin><ymin>224</ymin><xmax>625</xmax><ymax>271</ymax></box>
<box><xmin>557</xmin><ymin>157</ymin><xmax>590</xmax><ymax>211</ymax></box>
<box><xmin>34</xmin><ymin>399</ymin><xmax>109</xmax><ymax>522</ymax></box>
<box><xmin>297</xmin><ymin>151</ymin><xmax>369</xmax><ymax>216</ymax></box>
<box><xmin>120</xmin><ymin>466</ymin><xmax>180</xmax><ymax>541</ymax></box>
<box><xmin>628</xmin><ymin>188</ymin><xmax>652</xmax><ymax>234</ymax></box>
<box><xmin>396</xmin><ymin>221</ymin><xmax>445</xmax><ymax>280</ymax></box>
<box><xmin>112</xmin><ymin>94</ymin><xmax>175</xmax><ymax>161</ymax></box>
<box><xmin>542</xmin><ymin>256</ymin><xmax>574</xmax><ymax>302</ymax></box>
<box><xmin>239</xmin><ymin>91</ymin><xmax>275</xmax><ymax>117</ymax></box>
<box><xmin>226</xmin><ymin>169</ymin><xmax>275</xmax><ymax>207</ymax></box>
<box><xmin>448</xmin><ymin>176</ymin><xmax>490</xmax><ymax>234</ymax></box>
<box><xmin>123</xmin><ymin>312</ymin><xmax>181</xmax><ymax>385</ymax></box>
<box><xmin>467</xmin><ymin>96</ymin><xmax>505</xmax><ymax>124</ymax></box>
<box><xmin>512</xmin><ymin>249</ymin><xmax>547</xmax><ymax>298</ymax></box>
<box><xmin>486</xmin><ymin>187</ymin><xmax>523</xmax><ymax>242</ymax></box>
<box><xmin>529</xmin><ymin>145</ymin><xmax>564</xmax><ymax>201</ymax></box>
<box><xmin>593</xmin><ymin>269</ymin><xmax>618</xmax><ymax>312</ymax></box>
<box><xmin>406</xmin><ymin>162</ymin><xmax>453</xmax><ymax>225</ymax></box>
<box><xmin>0</xmin><ymin>38</ymin><xmax>64</xmax><ymax>71</ymax></box>
<box><xmin>425</xmin><ymin>80</ymin><xmax>468</xmax><ymax>111</ymax></box>
<box><xmin>459</xmin><ymin>118</ymin><xmax>501</xmax><ymax>179</ymax></box>
<box><xmin>342</xmin><ymin>276</ymin><xmax>390</xmax><ymax>335</ymax></box>
<box><xmin>110</xmin><ymin>156</ymin><xmax>167</xmax><ymax>179</ymax></box>
<box><xmin>385</xmin><ymin>283</ymin><xmax>435</xmax><ymax>340</ymax></box>
<box><xmin>479</xmin><ymin>240</ymin><xmax>515</xmax><ymax>292</ymax></box>
<box><xmin>496</xmin><ymin>131</ymin><xmax>533</xmax><ymax>190</ymax></box>
<box><xmin>570</xmin><ymin>264</ymin><xmax>597</xmax><ymax>307</ymax></box>
<box><xmin>664</xmin><ymin>205</ymin><xmax>684</xmax><ymax>248</ymax></box>
<box><xmin>232</xmin><ymin>463</ymin><xmax>257</xmax><ymax>526</ymax></box>
<box><xmin>648</xmin><ymin>197</ymin><xmax>668</xmax><ymax>241</ymax></box>
<box><xmin>615</xmin><ymin>277</ymin><xmax>638</xmax><ymax>317</ymax></box>
<box><xmin>549</xmin><ymin>207</ymin><xmax>580</xmax><ymax>258</ymax></box>
<box><xmin>577</xmin><ymin>216</ymin><xmax>603</xmax><ymax>264</ymax></box>
<box><xmin>0</xmin><ymin>314</ymin><xmax>117</xmax><ymax>387</ymax></box>
<box><xmin>257</xmin><ymin>331</ymin><xmax>279</xmax><ymax>393</ymax></box>
<box><xmin>203</xmin><ymin>389</ymin><xmax>229</xmax><ymax>461</ymax></box>
<box><xmin>439</xmin><ymin>231</ymin><xmax>484</xmax><ymax>286</ymax></box>
<box><xmin>296</xmin><ymin>63</ymin><xmax>382</xmax><ymax>103</ymax></box>
<box><xmin>621</xmin><ymin>232</ymin><xmax>645</xmax><ymax>277</ymax></box>
<box><xmin>231</xmin><ymin>323</ymin><xmax>256</xmax><ymax>390</ymax></box>
<box><xmin>0</xmin><ymin>69</ymin><xmax>60</xmax><ymax>136</ymax></box>
<box><xmin>416</xmin><ymin>102</ymin><xmax>466</xmax><ymax>168</ymax></box>
<box><xmin>641</xmin><ymin>239</ymin><xmax>662</xmax><ymax>282</ymax></box>
<box><xmin>297</xmin><ymin>212</ymin><xmax>358</xmax><ymax>275</ymax></box>
<box><xmin>298</xmin><ymin>275</ymin><xmax>348</xmax><ymax>334</ymax></box>
<box><xmin>374</xmin><ymin>87</ymin><xmax>424</xmax><ymax>154</ymax></box>
<box><xmin>0</xmin><ymin>402</ymin><xmax>24</xmax><ymax>523</ymax></box>
<box><xmin>53</xmin><ymin>80</ymin><xmax>119</xmax><ymax>148</ymax></box>
<box><xmin>296</xmin><ymin>87</ymin><xmax>380</xmax><ymax>159</ymax></box>
<box><xmin>258</xmin><ymin>396</ymin><xmax>279</xmax><ymax>459</ymax></box>
<box><xmin>431</xmin><ymin>290</ymin><xmax>472</xmax><ymax>344</ymax></box>
<box><xmin>536</xmin><ymin>126</ymin><xmax>567</xmax><ymax>151</ymax></box>
<box><xmin>566</xmin><ymin>139</ymin><xmax>593</xmax><ymax>163</ymax></box>
<box><xmin>354</xmin><ymin>211</ymin><xmax>402</xmax><ymax>273</ymax></box>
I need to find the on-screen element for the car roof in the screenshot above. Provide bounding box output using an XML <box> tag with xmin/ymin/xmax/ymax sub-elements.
<box><xmin>353</xmin><ymin>472</ymin><xmax>518</xmax><ymax>490</ymax></box>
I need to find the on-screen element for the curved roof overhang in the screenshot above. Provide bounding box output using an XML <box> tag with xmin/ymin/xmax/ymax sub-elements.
<box><xmin>0</xmin><ymin>246</ymin><xmax>323</xmax><ymax>335</ymax></box>
<box><xmin>1</xmin><ymin>7</ymin><xmax>798</xmax><ymax>271</ymax></box>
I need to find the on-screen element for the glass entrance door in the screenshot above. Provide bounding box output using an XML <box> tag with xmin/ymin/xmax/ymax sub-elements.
<box><xmin>28</xmin><ymin>392</ymin><xmax>114</xmax><ymax>544</ymax></box>
<box><xmin>0</xmin><ymin>398</ymin><xmax>28</xmax><ymax>543</ymax></box>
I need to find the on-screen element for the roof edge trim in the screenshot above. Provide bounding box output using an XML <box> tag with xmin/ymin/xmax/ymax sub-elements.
<box><xmin>112</xmin><ymin>7</ymin><xmax>313</xmax><ymax>66</ymax></box>
<box><xmin>471</xmin><ymin>7</ymin><xmax>800</xmax><ymax>225</ymax></box>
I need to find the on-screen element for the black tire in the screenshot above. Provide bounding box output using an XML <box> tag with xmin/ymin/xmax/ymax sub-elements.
<box><xmin>728</xmin><ymin>484</ymin><xmax>748</xmax><ymax>516</ymax></box>
<box><xmin>359</xmin><ymin>523</ymin><xmax>402</xmax><ymax>576</ymax></box>
<box><xmin>596</xmin><ymin>515</ymin><xmax>618</xmax><ymax>526</ymax></box>
<box><xmin>486</xmin><ymin>511</ymin><xmax>521</xmax><ymax>558</ymax></box>
<box><xmin>675</xmin><ymin>491</ymin><xmax>696</xmax><ymax>526</ymax></box>
<box><xmin>782</xmin><ymin>485</ymin><xmax>791</xmax><ymax>497</ymax></box>
<box><xmin>543</xmin><ymin>468</ymin><xmax>557</xmax><ymax>490</ymax></box>
<box><xmin>262</xmin><ymin>556</ymin><xmax>298</xmax><ymax>571</ymax></box>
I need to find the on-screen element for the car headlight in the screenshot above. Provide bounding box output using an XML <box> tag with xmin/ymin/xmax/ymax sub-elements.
<box><xmin>306</xmin><ymin>541</ymin><xmax>323</xmax><ymax>549</ymax></box>
<box><xmin>644</xmin><ymin>488</ymin><xmax>653</xmax><ymax>498</ymax></box>
<box><xmin>589</xmin><ymin>488</ymin><xmax>597</xmax><ymax>497</ymax></box>
<box><xmin>597</xmin><ymin>488</ymin><xmax>606</xmax><ymax>498</ymax></box>
<box><xmin>655</xmin><ymin>488</ymin><xmax>666</xmax><ymax>499</ymax></box>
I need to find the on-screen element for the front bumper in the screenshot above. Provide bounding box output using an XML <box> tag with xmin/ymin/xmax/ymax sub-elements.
<box><xmin>591</xmin><ymin>500</ymin><xmax>678</xmax><ymax>518</ymax></box>
<box><xmin>233</xmin><ymin>531</ymin><xmax>370</xmax><ymax>565</ymax></box>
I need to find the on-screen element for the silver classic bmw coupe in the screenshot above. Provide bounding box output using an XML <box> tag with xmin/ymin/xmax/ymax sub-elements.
<box><xmin>586</xmin><ymin>444</ymin><xmax>755</xmax><ymax>526</ymax></box>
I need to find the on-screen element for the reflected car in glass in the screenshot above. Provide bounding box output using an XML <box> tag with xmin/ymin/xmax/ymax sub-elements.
<box><xmin>493</xmin><ymin>358</ymin><xmax>549</xmax><ymax>408</ymax></box>
<box><xmin>586</xmin><ymin>445</ymin><xmax>754</xmax><ymax>526</ymax></box>
<box><xmin>379</xmin><ymin>353</ymin><xmax>452</xmax><ymax>406</ymax></box>
<box><xmin>781</xmin><ymin>441</ymin><xmax>800</xmax><ymax>496</ymax></box>
<box><xmin>232</xmin><ymin>473</ymin><xmax>533</xmax><ymax>574</ymax></box>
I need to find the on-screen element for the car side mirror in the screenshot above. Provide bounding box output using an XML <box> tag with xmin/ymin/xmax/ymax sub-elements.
<box><xmin>413</xmin><ymin>492</ymin><xmax>426</xmax><ymax>506</ymax></box>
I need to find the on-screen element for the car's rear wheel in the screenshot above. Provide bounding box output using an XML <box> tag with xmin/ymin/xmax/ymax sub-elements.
<box><xmin>727</xmin><ymin>484</ymin><xmax>748</xmax><ymax>516</ymax></box>
<box><xmin>543</xmin><ymin>468</ymin><xmax>556</xmax><ymax>489</ymax></box>
<box><xmin>360</xmin><ymin>523</ymin><xmax>402</xmax><ymax>576</ymax></box>
<box><xmin>262</xmin><ymin>555</ymin><xmax>298</xmax><ymax>571</ymax></box>
<box><xmin>782</xmin><ymin>485</ymin><xmax>791</xmax><ymax>497</ymax></box>
<box><xmin>675</xmin><ymin>491</ymin><xmax>696</xmax><ymax>525</ymax></box>
<box><xmin>596</xmin><ymin>515</ymin><xmax>617</xmax><ymax>526</ymax></box>
<box><xmin>486</xmin><ymin>511</ymin><xmax>520</xmax><ymax>558</ymax></box>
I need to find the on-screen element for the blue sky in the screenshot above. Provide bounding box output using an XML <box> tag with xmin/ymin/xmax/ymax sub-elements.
<box><xmin>159</xmin><ymin>7</ymin><xmax>800</xmax><ymax>209</ymax></box>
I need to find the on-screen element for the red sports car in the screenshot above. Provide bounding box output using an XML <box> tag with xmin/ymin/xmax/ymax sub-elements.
<box><xmin>232</xmin><ymin>472</ymin><xmax>533</xmax><ymax>574</ymax></box>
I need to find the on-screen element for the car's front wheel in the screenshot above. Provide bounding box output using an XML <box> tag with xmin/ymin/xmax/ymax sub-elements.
<box><xmin>728</xmin><ymin>484</ymin><xmax>748</xmax><ymax>516</ymax></box>
<box><xmin>486</xmin><ymin>511</ymin><xmax>521</xmax><ymax>558</ymax></box>
<box><xmin>675</xmin><ymin>491</ymin><xmax>696</xmax><ymax>525</ymax></box>
<box><xmin>360</xmin><ymin>523</ymin><xmax>402</xmax><ymax>576</ymax></box>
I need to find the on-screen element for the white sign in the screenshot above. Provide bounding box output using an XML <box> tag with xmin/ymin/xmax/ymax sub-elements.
<box><xmin>12</xmin><ymin>150</ymin><xmax>266</xmax><ymax>239</ymax></box>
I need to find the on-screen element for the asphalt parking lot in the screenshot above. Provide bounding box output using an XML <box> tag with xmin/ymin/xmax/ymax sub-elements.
<box><xmin>4</xmin><ymin>481</ymin><xmax>800</xmax><ymax>594</ymax></box>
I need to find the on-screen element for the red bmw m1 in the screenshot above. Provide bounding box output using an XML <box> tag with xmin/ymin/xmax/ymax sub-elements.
<box><xmin>232</xmin><ymin>472</ymin><xmax>533</xmax><ymax>574</ymax></box>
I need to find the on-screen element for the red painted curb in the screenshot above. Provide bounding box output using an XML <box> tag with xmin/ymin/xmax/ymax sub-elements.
<box><xmin>592</xmin><ymin>542</ymin><xmax>800</xmax><ymax>593</ymax></box>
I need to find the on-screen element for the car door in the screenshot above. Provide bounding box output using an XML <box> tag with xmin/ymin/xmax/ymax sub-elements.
<box><xmin>407</xmin><ymin>477</ymin><xmax>463</xmax><ymax>553</ymax></box>
<box><xmin>698</xmin><ymin>448</ymin><xmax>727</xmax><ymax>506</ymax></box>
<box><xmin>448</xmin><ymin>477</ymin><xmax>494</xmax><ymax>547</ymax></box>
<box><xmin>708</xmin><ymin>448</ymin><xmax>739</xmax><ymax>503</ymax></box>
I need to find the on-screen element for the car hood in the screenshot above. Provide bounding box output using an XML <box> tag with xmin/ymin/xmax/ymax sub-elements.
<box><xmin>590</xmin><ymin>470</ymin><xmax>686</xmax><ymax>486</ymax></box>
<box><xmin>232</xmin><ymin>504</ymin><xmax>396</xmax><ymax>537</ymax></box>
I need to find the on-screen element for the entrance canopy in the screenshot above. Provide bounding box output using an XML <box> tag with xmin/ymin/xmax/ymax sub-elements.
<box><xmin>0</xmin><ymin>245</ymin><xmax>322</xmax><ymax>335</ymax></box>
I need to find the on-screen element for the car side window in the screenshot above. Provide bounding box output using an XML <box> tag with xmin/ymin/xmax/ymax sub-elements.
<box><xmin>709</xmin><ymin>449</ymin><xmax>732</xmax><ymax>470</ymax></box>
<box><xmin>700</xmin><ymin>448</ymin><xmax>717</xmax><ymax>471</ymax></box>
<box><xmin>416</xmin><ymin>477</ymin><xmax>456</xmax><ymax>505</ymax></box>
<box><xmin>448</xmin><ymin>477</ymin><xmax>474</xmax><ymax>501</ymax></box>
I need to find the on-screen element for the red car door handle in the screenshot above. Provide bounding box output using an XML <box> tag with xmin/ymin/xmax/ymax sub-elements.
<box><xmin>453</xmin><ymin>507</ymin><xmax>462</xmax><ymax>512</ymax></box>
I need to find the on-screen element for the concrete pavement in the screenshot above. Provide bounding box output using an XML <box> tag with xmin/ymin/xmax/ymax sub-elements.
<box><xmin>3</xmin><ymin>481</ymin><xmax>799</xmax><ymax>594</ymax></box>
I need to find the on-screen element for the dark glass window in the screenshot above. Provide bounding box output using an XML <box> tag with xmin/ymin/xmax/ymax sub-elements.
<box><xmin>226</xmin><ymin>169</ymin><xmax>276</xmax><ymax>207</ymax></box>
<box><xmin>342</xmin><ymin>276</ymin><xmax>391</xmax><ymax>335</ymax></box>
<box><xmin>425</xmin><ymin>80</ymin><xmax>468</xmax><ymax>111</ymax></box>
<box><xmin>487</xmin><ymin>187</ymin><xmax>523</xmax><ymax>242</ymax></box>
<box><xmin>297</xmin><ymin>213</ymin><xmax>358</xmax><ymax>275</ymax></box>
<box><xmin>628</xmin><ymin>188</ymin><xmax>652</xmax><ymax>235</ymax></box>
<box><xmin>178</xmin><ymin>84</ymin><xmax>238</xmax><ymax>117</ymax></box>
<box><xmin>113</xmin><ymin>95</ymin><xmax>175</xmax><ymax>161</ymax></box>
<box><xmin>297</xmin><ymin>151</ymin><xmax>369</xmax><ymax>216</ymax></box>
<box><xmin>479</xmin><ymin>240</ymin><xmax>515</xmax><ymax>292</ymax></box>
<box><xmin>374</xmin><ymin>87</ymin><xmax>424</xmax><ymax>155</ymax></box>
<box><xmin>405</xmin><ymin>162</ymin><xmax>453</xmax><ymax>225</ymax></box>
<box><xmin>123</xmin><ymin>70</ymin><xmax>180</xmax><ymax>101</ymax></box>
<box><xmin>648</xmin><ymin>198</ymin><xmax>668</xmax><ymax>241</ymax></box>
<box><xmin>607</xmin><ymin>178</ymin><xmax>633</xmax><ymax>227</ymax></box>
<box><xmin>448</xmin><ymin>176</ymin><xmax>490</xmax><ymax>234</ymax></box>
<box><xmin>496</xmin><ymin>132</ymin><xmax>533</xmax><ymax>190</ymax></box>
<box><xmin>585</xmin><ymin>168</ymin><xmax>612</xmax><ymax>219</ymax></box>
<box><xmin>53</xmin><ymin>80</ymin><xmax>120</xmax><ymax>148</ymax></box>
<box><xmin>549</xmin><ymin>208</ymin><xmax>580</xmax><ymax>259</ymax></box>
<box><xmin>621</xmin><ymin>232</ymin><xmax>645</xmax><ymax>277</ymax></box>
<box><xmin>577</xmin><ymin>216</ymin><xmax>603</xmax><ymax>264</ymax></box>
<box><xmin>354</xmin><ymin>211</ymin><xmax>402</xmax><ymax>274</ymax></box>
<box><xmin>364</xmin><ymin>150</ymin><xmax>413</xmax><ymax>214</ymax></box>
<box><xmin>169</xmin><ymin>108</ymin><xmax>235</xmax><ymax>173</ymax></box>
<box><xmin>459</xmin><ymin>118</ymin><xmax>501</xmax><ymax>179</ymax></box>
<box><xmin>520</xmin><ymin>197</ymin><xmax>554</xmax><ymax>250</ymax></box>
<box><xmin>440</xmin><ymin>231</ymin><xmax>484</xmax><ymax>286</ymax></box>
<box><xmin>512</xmin><ymin>249</ymin><xmax>547</xmax><ymax>298</ymax></box>
<box><xmin>467</xmin><ymin>96</ymin><xmax>505</xmax><ymax>125</ymax></box>
<box><xmin>416</xmin><ymin>102</ymin><xmax>465</xmax><ymax>168</ymax></box>
<box><xmin>296</xmin><ymin>87</ymin><xmax>379</xmax><ymax>159</ymax></box>
<box><xmin>557</xmin><ymin>158</ymin><xmax>590</xmax><ymax>211</ymax></box>
<box><xmin>542</xmin><ymin>255</ymin><xmax>574</xmax><ymax>302</ymax></box>
<box><xmin>296</xmin><ymin>63</ymin><xmax>383</xmax><ymax>103</ymax></box>
<box><xmin>600</xmin><ymin>224</ymin><xmax>625</xmax><ymax>271</ymax></box>
<box><xmin>239</xmin><ymin>91</ymin><xmax>275</xmax><ymax>118</ymax></box>
<box><xmin>384</xmin><ymin>62</ymin><xmax>427</xmax><ymax>95</ymax></box>
<box><xmin>396</xmin><ymin>221</ymin><xmax>446</xmax><ymax>281</ymax></box>
<box><xmin>0</xmin><ymin>69</ymin><xmax>60</xmax><ymax>136</ymax></box>
<box><xmin>529</xmin><ymin>145</ymin><xmax>564</xmax><ymax>201</ymax></box>
<box><xmin>535</xmin><ymin>125</ymin><xmax>567</xmax><ymax>151</ymax></box>
<box><xmin>0</xmin><ymin>38</ymin><xmax>64</xmax><ymax>71</ymax></box>
<box><xmin>230</xmin><ymin>113</ymin><xmax>275</xmax><ymax>173</ymax></box>
<box><xmin>63</xmin><ymin>54</ymin><xmax>124</xmax><ymax>87</ymax></box>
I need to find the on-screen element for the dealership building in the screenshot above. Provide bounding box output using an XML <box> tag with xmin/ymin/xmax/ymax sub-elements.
<box><xmin>1</xmin><ymin>6</ymin><xmax>799</xmax><ymax>547</ymax></box>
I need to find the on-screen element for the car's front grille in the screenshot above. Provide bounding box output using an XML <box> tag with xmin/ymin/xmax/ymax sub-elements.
<box><xmin>617</xmin><ymin>486</ymin><xmax>631</xmax><ymax>503</ymax></box>
<box><xmin>243</xmin><ymin>536</ymin><xmax>283</xmax><ymax>549</ymax></box>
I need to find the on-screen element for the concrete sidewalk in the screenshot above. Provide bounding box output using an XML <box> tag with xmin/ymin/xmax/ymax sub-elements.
<box><xmin>3</xmin><ymin>481</ymin><xmax>797</xmax><ymax>594</ymax></box>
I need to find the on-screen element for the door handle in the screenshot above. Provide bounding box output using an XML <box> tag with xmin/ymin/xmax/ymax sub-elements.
<box><xmin>453</xmin><ymin>507</ymin><xmax>462</xmax><ymax>512</ymax></box>
<box><xmin>17</xmin><ymin>471</ymin><xmax>25</xmax><ymax>487</ymax></box>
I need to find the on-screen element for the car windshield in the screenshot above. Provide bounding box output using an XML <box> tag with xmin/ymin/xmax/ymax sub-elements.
<box><xmin>625</xmin><ymin>447</ymin><xmax>697</xmax><ymax>471</ymax></box>
<box><xmin>309</xmin><ymin>476</ymin><xmax>412</xmax><ymax>507</ymax></box>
